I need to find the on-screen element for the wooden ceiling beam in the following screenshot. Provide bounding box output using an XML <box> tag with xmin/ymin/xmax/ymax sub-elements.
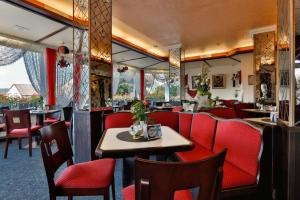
<box><xmin>35</xmin><ymin>26</ymin><xmax>69</xmax><ymax>43</ymax></box>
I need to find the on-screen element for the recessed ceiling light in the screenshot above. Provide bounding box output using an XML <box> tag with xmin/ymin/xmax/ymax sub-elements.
<box><xmin>14</xmin><ymin>25</ymin><xmax>29</xmax><ymax>32</ymax></box>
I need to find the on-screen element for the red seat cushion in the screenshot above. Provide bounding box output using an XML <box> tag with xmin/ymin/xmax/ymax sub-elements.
<box><xmin>179</xmin><ymin>113</ymin><xmax>193</xmax><ymax>138</ymax></box>
<box><xmin>44</xmin><ymin>118</ymin><xmax>59</xmax><ymax>124</ymax></box>
<box><xmin>176</xmin><ymin>143</ymin><xmax>214</xmax><ymax>162</ymax></box>
<box><xmin>65</xmin><ymin>121</ymin><xmax>71</xmax><ymax>127</ymax></box>
<box><xmin>122</xmin><ymin>184</ymin><xmax>192</xmax><ymax>200</ymax></box>
<box><xmin>55</xmin><ymin>158</ymin><xmax>115</xmax><ymax>189</ymax></box>
<box><xmin>147</xmin><ymin>111</ymin><xmax>179</xmax><ymax>131</ymax></box>
<box><xmin>190</xmin><ymin>113</ymin><xmax>217</xmax><ymax>150</ymax></box>
<box><xmin>0</xmin><ymin>123</ymin><xmax>5</xmax><ymax>130</ymax></box>
<box><xmin>222</xmin><ymin>161</ymin><xmax>257</xmax><ymax>189</ymax></box>
<box><xmin>9</xmin><ymin>125</ymin><xmax>42</xmax><ymax>137</ymax></box>
<box><xmin>213</xmin><ymin>120</ymin><xmax>262</xmax><ymax>177</ymax></box>
<box><xmin>105</xmin><ymin>112</ymin><xmax>134</xmax><ymax>129</ymax></box>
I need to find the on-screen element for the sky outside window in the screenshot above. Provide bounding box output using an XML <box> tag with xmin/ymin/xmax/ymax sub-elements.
<box><xmin>0</xmin><ymin>58</ymin><xmax>30</xmax><ymax>88</ymax></box>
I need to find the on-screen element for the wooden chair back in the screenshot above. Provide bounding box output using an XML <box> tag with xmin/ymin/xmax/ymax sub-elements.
<box><xmin>39</xmin><ymin>121</ymin><xmax>73</xmax><ymax>189</ymax></box>
<box><xmin>135</xmin><ymin>149</ymin><xmax>227</xmax><ymax>200</ymax></box>
<box><xmin>4</xmin><ymin>109</ymin><xmax>31</xmax><ymax>133</ymax></box>
<box><xmin>63</xmin><ymin>106</ymin><xmax>73</xmax><ymax>121</ymax></box>
<box><xmin>45</xmin><ymin>105</ymin><xmax>61</xmax><ymax>120</ymax></box>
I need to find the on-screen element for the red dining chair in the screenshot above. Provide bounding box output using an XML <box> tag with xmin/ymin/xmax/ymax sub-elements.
<box><xmin>40</xmin><ymin>121</ymin><xmax>116</xmax><ymax>200</ymax></box>
<box><xmin>3</xmin><ymin>109</ymin><xmax>42</xmax><ymax>158</ymax></box>
<box><xmin>123</xmin><ymin>149</ymin><xmax>227</xmax><ymax>200</ymax></box>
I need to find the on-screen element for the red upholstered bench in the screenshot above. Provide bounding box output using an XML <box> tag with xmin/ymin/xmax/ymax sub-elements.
<box><xmin>147</xmin><ymin>111</ymin><xmax>179</xmax><ymax>132</ymax></box>
<box><xmin>104</xmin><ymin>112</ymin><xmax>134</xmax><ymax>129</ymax></box>
<box><xmin>175</xmin><ymin>112</ymin><xmax>269</xmax><ymax>199</ymax></box>
<box><xmin>176</xmin><ymin>113</ymin><xmax>216</xmax><ymax>161</ymax></box>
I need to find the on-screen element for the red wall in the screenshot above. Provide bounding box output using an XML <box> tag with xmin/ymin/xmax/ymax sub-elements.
<box><xmin>46</xmin><ymin>48</ymin><xmax>56</xmax><ymax>105</ymax></box>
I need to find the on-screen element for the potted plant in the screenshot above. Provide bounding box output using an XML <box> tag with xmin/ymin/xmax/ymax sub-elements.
<box><xmin>130</xmin><ymin>100</ymin><xmax>151</xmax><ymax>139</ymax></box>
<box><xmin>195</xmin><ymin>65</ymin><xmax>211</xmax><ymax>107</ymax></box>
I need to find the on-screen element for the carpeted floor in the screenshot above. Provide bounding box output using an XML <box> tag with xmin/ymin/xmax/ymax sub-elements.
<box><xmin>0</xmin><ymin>139</ymin><xmax>123</xmax><ymax>200</ymax></box>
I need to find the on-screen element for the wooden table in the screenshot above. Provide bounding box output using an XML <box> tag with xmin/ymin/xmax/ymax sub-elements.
<box><xmin>95</xmin><ymin>126</ymin><xmax>194</xmax><ymax>158</ymax></box>
<box><xmin>30</xmin><ymin>109</ymin><xmax>61</xmax><ymax>125</ymax></box>
<box><xmin>95</xmin><ymin>126</ymin><xmax>194</xmax><ymax>186</ymax></box>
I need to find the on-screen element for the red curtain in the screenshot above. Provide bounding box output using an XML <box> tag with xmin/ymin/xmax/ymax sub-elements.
<box><xmin>140</xmin><ymin>70</ymin><xmax>144</xmax><ymax>100</ymax></box>
<box><xmin>46</xmin><ymin>48</ymin><xmax>57</xmax><ymax>105</ymax></box>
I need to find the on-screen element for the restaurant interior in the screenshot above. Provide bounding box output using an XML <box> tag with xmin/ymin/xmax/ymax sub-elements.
<box><xmin>0</xmin><ymin>0</ymin><xmax>299</xmax><ymax>200</ymax></box>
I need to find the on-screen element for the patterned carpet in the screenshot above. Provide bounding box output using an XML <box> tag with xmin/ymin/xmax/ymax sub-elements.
<box><xmin>0</xmin><ymin>139</ymin><xmax>123</xmax><ymax>200</ymax></box>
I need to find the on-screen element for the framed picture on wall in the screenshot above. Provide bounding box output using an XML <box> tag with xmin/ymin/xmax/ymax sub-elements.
<box><xmin>191</xmin><ymin>76</ymin><xmax>200</xmax><ymax>89</ymax></box>
<box><xmin>248</xmin><ymin>75</ymin><xmax>255</xmax><ymax>85</ymax></box>
<box><xmin>212</xmin><ymin>74</ymin><xmax>226</xmax><ymax>89</ymax></box>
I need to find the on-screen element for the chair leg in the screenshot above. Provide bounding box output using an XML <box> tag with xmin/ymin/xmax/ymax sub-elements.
<box><xmin>112</xmin><ymin>177</ymin><xmax>116</xmax><ymax>200</ymax></box>
<box><xmin>68</xmin><ymin>196</ymin><xmax>73</xmax><ymax>200</ymax></box>
<box><xmin>18</xmin><ymin>138</ymin><xmax>22</xmax><ymax>150</ymax></box>
<box><xmin>28</xmin><ymin>136</ymin><xmax>32</xmax><ymax>157</ymax></box>
<box><xmin>4</xmin><ymin>138</ymin><xmax>9</xmax><ymax>158</ymax></box>
<box><xmin>104</xmin><ymin>188</ymin><xmax>110</xmax><ymax>200</ymax></box>
<box><xmin>49</xmin><ymin>194</ymin><xmax>56</xmax><ymax>200</ymax></box>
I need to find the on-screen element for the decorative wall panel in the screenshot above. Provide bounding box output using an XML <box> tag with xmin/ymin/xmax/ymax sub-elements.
<box><xmin>254</xmin><ymin>31</ymin><xmax>276</xmax><ymax>103</ymax></box>
<box><xmin>73</xmin><ymin>0</ymin><xmax>112</xmax><ymax>110</ymax></box>
<box><xmin>277</xmin><ymin>0</ymin><xmax>292</xmax><ymax>123</ymax></box>
<box><xmin>169</xmin><ymin>48</ymin><xmax>181</xmax><ymax>101</ymax></box>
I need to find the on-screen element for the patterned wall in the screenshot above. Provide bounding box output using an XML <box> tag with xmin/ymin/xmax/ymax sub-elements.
<box><xmin>254</xmin><ymin>31</ymin><xmax>276</xmax><ymax>102</ymax></box>
<box><xmin>169</xmin><ymin>48</ymin><xmax>181</xmax><ymax>101</ymax></box>
<box><xmin>277</xmin><ymin>0</ymin><xmax>292</xmax><ymax>122</ymax></box>
<box><xmin>73</xmin><ymin>0</ymin><xmax>112</xmax><ymax>110</ymax></box>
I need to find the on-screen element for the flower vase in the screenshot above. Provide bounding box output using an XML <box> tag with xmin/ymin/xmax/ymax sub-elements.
<box><xmin>139</xmin><ymin>121</ymin><xmax>148</xmax><ymax>138</ymax></box>
<box><xmin>197</xmin><ymin>95</ymin><xmax>209</xmax><ymax>108</ymax></box>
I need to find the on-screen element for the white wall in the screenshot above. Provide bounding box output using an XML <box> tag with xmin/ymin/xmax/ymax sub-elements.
<box><xmin>7</xmin><ymin>86</ymin><xmax>21</xmax><ymax>98</ymax></box>
<box><xmin>185</xmin><ymin>53</ymin><xmax>255</xmax><ymax>102</ymax></box>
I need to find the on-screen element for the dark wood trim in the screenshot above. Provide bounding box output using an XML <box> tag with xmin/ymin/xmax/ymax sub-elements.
<box><xmin>35</xmin><ymin>26</ymin><xmax>69</xmax><ymax>43</ymax></box>
<box><xmin>112</xmin><ymin>35</ymin><xmax>168</xmax><ymax>61</ymax></box>
<box><xmin>5</xmin><ymin>0</ymin><xmax>76</xmax><ymax>28</ymax></box>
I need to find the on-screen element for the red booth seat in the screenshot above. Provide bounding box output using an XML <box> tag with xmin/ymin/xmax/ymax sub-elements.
<box><xmin>147</xmin><ymin>111</ymin><xmax>179</xmax><ymax>131</ymax></box>
<box><xmin>176</xmin><ymin>113</ymin><xmax>263</xmax><ymax>192</ymax></box>
<box><xmin>104</xmin><ymin>112</ymin><xmax>134</xmax><ymax>129</ymax></box>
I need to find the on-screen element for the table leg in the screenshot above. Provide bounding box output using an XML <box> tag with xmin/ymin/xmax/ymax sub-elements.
<box><xmin>122</xmin><ymin>158</ymin><xmax>134</xmax><ymax>187</ymax></box>
<box><xmin>36</xmin><ymin>114</ymin><xmax>44</xmax><ymax>126</ymax></box>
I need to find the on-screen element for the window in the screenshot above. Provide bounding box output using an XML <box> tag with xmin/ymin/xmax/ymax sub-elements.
<box><xmin>144</xmin><ymin>70</ymin><xmax>169</xmax><ymax>101</ymax></box>
<box><xmin>113</xmin><ymin>64</ymin><xmax>140</xmax><ymax>101</ymax></box>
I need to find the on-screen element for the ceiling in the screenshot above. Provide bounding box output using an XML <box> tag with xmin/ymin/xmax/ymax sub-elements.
<box><xmin>28</xmin><ymin>0</ymin><xmax>277</xmax><ymax>58</ymax></box>
<box><xmin>10</xmin><ymin>0</ymin><xmax>277</xmax><ymax>58</ymax></box>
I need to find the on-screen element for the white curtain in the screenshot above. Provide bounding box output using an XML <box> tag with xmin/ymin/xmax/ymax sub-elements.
<box><xmin>112</xmin><ymin>64</ymin><xmax>120</xmax><ymax>95</ymax></box>
<box><xmin>56</xmin><ymin>63</ymin><xmax>74</xmax><ymax>106</ymax></box>
<box><xmin>23</xmin><ymin>50</ymin><xmax>47</xmax><ymax>99</ymax></box>
<box><xmin>0</xmin><ymin>45</ymin><xmax>24</xmax><ymax>66</ymax></box>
